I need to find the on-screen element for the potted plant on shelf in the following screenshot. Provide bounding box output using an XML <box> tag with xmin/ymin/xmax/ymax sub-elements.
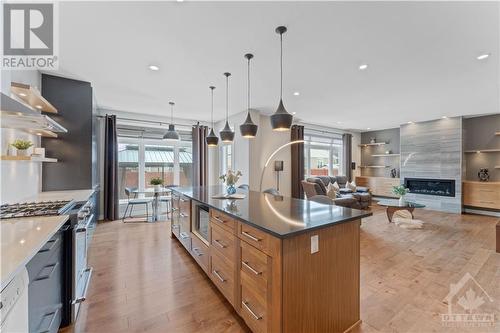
<box><xmin>10</xmin><ymin>139</ymin><xmax>33</xmax><ymax>157</ymax></box>
<box><xmin>220</xmin><ymin>170</ymin><xmax>242</xmax><ymax>195</ymax></box>
<box><xmin>392</xmin><ymin>185</ymin><xmax>409</xmax><ymax>206</ymax></box>
<box><xmin>150</xmin><ymin>177</ymin><xmax>163</xmax><ymax>192</ymax></box>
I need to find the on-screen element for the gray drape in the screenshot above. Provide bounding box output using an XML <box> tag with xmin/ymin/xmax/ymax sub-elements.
<box><xmin>104</xmin><ymin>115</ymin><xmax>119</xmax><ymax>221</ymax></box>
<box><xmin>342</xmin><ymin>133</ymin><xmax>353</xmax><ymax>182</ymax></box>
<box><xmin>192</xmin><ymin>124</ymin><xmax>208</xmax><ymax>187</ymax></box>
<box><xmin>291</xmin><ymin>125</ymin><xmax>305</xmax><ymax>199</ymax></box>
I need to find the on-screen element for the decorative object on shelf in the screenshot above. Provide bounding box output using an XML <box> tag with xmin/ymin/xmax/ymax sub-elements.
<box><xmin>163</xmin><ymin>102</ymin><xmax>180</xmax><ymax>141</ymax></box>
<box><xmin>478</xmin><ymin>168</ymin><xmax>489</xmax><ymax>182</ymax></box>
<box><xmin>31</xmin><ymin>147</ymin><xmax>45</xmax><ymax>158</ymax></box>
<box><xmin>392</xmin><ymin>185</ymin><xmax>410</xmax><ymax>206</ymax></box>
<box><xmin>240</xmin><ymin>53</ymin><xmax>258</xmax><ymax>138</ymax></box>
<box><xmin>370</xmin><ymin>138</ymin><xmax>376</xmax><ymax>143</ymax></box>
<box><xmin>390</xmin><ymin>168</ymin><xmax>398</xmax><ymax>178</ymax></box>
<box><xmin>206</xmin><ymin>86</ymin><xmax>219</xmax><ymax>147</ymax></box>
<box><xmin>270</xmin><ymin>26</ymin><xmax>293</xmax><ymax>131</ymax></box>
<box><xmin>274</xmin><ymin>160</ymin><xmax>284</xmax><ymax>191</ymax></box>
<box><xmin>220</xmin><ymin>170</ymin><xmax>242</xmax><ymax>195</ymax></box>
<box><xmin>10</xmin><ymin>139</ymin><xmax>33</xmax><ymax>157</ymax></box>
<box><xmin>150</xmin><ymin>177</ymin><xmax>163</xmax><ymax>191</ymax></box>
<box><xmin>220</xmin><ymin>72</ymin><xmax>235</xmax><ymax>143</ymax></box>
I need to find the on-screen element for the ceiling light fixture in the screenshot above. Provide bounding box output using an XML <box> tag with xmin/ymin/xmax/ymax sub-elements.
<box><xmin>359</xmin><ymin>64</ymin><xmax>368</xmax><ymax>70</ymax></box>
<box><xmin>407</xmin><ymin>121</ymin><xmax>413</xmax><ymax>124</ymax></box>
<box><xmin>18</xmin><ymin>92</ymin><xmax>27</xmax><ymax>97</ymax></box>
<box><xmin>148</xmin><ymin>65</ymin><xmax>160</xmax><ymax>71</ymax></box>
<box><xmin>240</xmin><ymin>54</ymin><xmax>258</xmax><ymax>138</ymax></box>
<box><xmin>270</xmin><ymin>26</ymin><xmax>293</xmax><ymax>131</ymax></box>
<box><xmin>366</xmin><ymin>128</ymin><xmax>371</xmax><ymax>130</ymax></box>
<box><xmin>442</xmin><ymin>116</ymin><xmax>448</xmax><ymax>119</ymax></box>
<box><xmin>220</xmin><ymin>72</ymin><xmax>235</xmax><ymax>143</ymax></box>
<box><xmin>206</xmin><ymin>86</ymin><xmax>219</xmax><ymax>147</ymax></box>
<box><xmin>476</xmin><ymin>53</ymin><xmax>490</xmax><ymax>60</ymax></box>
<box><xmin>163</xmin><ymin>101</ymin><xmax>180</xmax><ymax>141</ymax></box>
<box><xmin>293</xmin><ymin>92</ymin><xmax>300</xmax><ymax>96</ymax></box>
<box><xmin>35</xmin><ymin>105</ymin><xmax>42</xmax><ymax>109</ymax></box>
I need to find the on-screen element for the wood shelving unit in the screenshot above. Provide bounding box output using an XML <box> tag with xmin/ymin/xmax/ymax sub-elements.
<box><xmin>11</xmin><ymin>82</ymin><xmax>58</xmax><ymax>113</ymax></box>
<box><xmin>1</xmin><ymin>155</ymin><xmax>57</xmax><ymax>162</ymax></box>
<box><xmin>372</xmin><ymin>154</ymin><xmax>400</xmax><ymax>157</ymax></box>
<box><xmin>464</xmin><ymin>149</ymin><xmax>500</xmax><ymax>153</ymax></box>
<box><xmin>358</xmin><ymin>142</ymin><xmax>387</xmax><ymax>147</ymax></box>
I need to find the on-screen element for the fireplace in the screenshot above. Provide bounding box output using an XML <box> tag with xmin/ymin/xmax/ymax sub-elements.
<box><xmin>404</xmin><ymin>178</ymin><xmax>455</xmax><ymax>197</ymax></box>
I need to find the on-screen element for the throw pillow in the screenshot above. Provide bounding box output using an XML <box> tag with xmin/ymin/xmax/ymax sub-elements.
<box><xmin>326</xmin><ymin>183</ymin><xmax>339</xmax><ymax>199</ymax></box>
<box><xmin>332</xmin><ymin>181</ymin><xmax>340</xmax><ymax>191</ymax></box>
<box><xmin>346</xmin><ymin>181</ymin><xmax>357</xmax><ymax>192</ymax></box>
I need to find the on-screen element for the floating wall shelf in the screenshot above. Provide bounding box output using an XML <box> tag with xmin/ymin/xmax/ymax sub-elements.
<box><xmin>1</xmin><ymin>156</ymin><xmax>57</xmax><ymax>162</ymax></box>
<box><xmin>11</xmin><ymin>82</ymin><xmax>58</xmax><ymax>114</ymax></box>
<box><xmin>372</xmin><ymin>154</ymin><xmax>400</xmax><ymax>157</ymax></box>
<box><xmin>464</xmin><ymin>149</ymin><xmax>500</xmax><ymax>153</ymax></box>
<box><xmin>358</xmin><ymin>142</ymin><xmax>387</xmax><ymax>147</ymax></box>
<box><xmin>359</xmin><ymin>165</ymin><xmax>391</xmax><ymax>168</ymax></box>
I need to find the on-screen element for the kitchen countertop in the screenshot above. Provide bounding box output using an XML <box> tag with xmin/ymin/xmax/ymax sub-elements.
<box><xmin>1</xmin><ymin>215</ymin><xmax>69</xmax><ymax>289</ymax></box>
<box><xmin>25</xmin><ymin>188</ymin><xmax>96</xmax><ymax>203</ymax></box>
<box><xmin>172</xmin><ymin>186</ymin><xmax>372</xmax><ymax>238</ymax></box>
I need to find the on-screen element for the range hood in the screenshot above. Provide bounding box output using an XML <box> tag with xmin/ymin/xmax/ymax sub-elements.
<box><xmin>1</xmin><ymin>92</ymin><xmax>67</xmax><ymax>136</ymax></box>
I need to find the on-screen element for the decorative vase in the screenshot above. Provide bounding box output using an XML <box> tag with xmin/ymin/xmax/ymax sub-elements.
<box><xmin>17</xmin><ymin>149</ymin><xmax>29</xmax><ymax>157</ymax></box>
<box><xmin>154</xmin><ymin>184</ymin><xmax>161</xmax><ymax>192</ymax></box>
<box><xmin>226</xmin><ymin>184</ymin><xmax>236</xmax><ymax>196</ymax></box>
<box><xmin>478</xmin><ymin>168</ymin><xmax>489</xmax><ymax>182</ymax></box>
<box><xmin>399</xmin><ymin>196</ymin><xmax>406</xmax><ymax>206</ymax></box>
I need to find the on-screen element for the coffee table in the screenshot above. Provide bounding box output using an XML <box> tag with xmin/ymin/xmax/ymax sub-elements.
<box><xmin>376</xmin><ymin>199</ymin><xmax>425</xmax><ymax>223</ymax></box>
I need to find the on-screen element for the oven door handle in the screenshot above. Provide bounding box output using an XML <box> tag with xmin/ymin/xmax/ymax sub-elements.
<box><xmin>72</xmin><ymin>267</ymin><xmax>93</xmax><ymax>304</ymax></box>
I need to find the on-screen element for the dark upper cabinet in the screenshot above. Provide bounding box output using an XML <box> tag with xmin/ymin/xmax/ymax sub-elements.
<box><xmin>41</xmin><ymin>74</ymin><xmax>98</xmax><ymax>191</ymax></box>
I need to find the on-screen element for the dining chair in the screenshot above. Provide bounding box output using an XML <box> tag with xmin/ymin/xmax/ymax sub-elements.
<box><xmin>159</xmin><ymin>190</ymin><xmax>172</xmax><ymax>219</ymax></box>
<box><xmin>263</xmin><ymin>188</ymin><xmax>280</xmax><ymax>196</ymax></box>
<box><xmin>123</xmin><ymin>187</ymin><xmax>153</xmax><ymax>222</ymax></box>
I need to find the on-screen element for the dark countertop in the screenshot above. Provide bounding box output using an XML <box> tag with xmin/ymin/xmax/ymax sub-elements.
<box><xmin>172</xmin><ymin>186</ymin><xmax>372</xmax><ymax>238</ymax></box>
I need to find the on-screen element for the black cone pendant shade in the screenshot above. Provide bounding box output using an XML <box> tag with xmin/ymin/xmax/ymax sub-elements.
<box><xmin>206</xmin><ymin>86</ymin><xmax>219</xmax><ymax>147</ymax></box>
<box><xmin>240</xmin><ymin>53</ymin><xmax>258</xmax><ymax>138</ymax></box>
<box><xmin>270</xmin><ymin>26</ymin><xmax>293</xmax><ymax>131</ymax></box>
<box><xmin>219</xmin><ymin>72</ymin><xmax>235</xmax><ymax>143</ymax></box>
<box><xmin>163</xmin><ymin>101</ymin><xmax>181</xmax><ymax>141</ymax></box>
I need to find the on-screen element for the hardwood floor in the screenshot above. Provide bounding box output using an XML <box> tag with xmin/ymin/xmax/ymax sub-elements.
<box><xmin>62</xmin><ymin>206</ymin><xmax>500</xmax><ymax>333</ymax></box>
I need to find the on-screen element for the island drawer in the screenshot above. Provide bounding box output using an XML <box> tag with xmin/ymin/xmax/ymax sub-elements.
<box><xmin>210</xmin><ymin>209</ymin><xmax>236</xmax><ymax>232</ymax></box>
<box><xmin>238</xmin><ymin>223</ymin><xmax>279</xmax><ymax>257</ymax></box>
<box><xmin>26</xmin><ymin>226</ymin><xmax>64</xmax><ymax>282</ymax></box>
<box><xmin>240</xmin><ymin>240</ymin><xmax>268</xmax><ymax>288</ymax></box>
<box><xmin>210</xmin><ymin>222</ymin><xmax>237</xmax><ymax>262</ymax></box>
<box><xmin>191</xmin><ymin>234</ymin><xmax>209</xmax><ymax>273</ymax></box>
<box><xmin>209</xmin><ymin>250</ymin><xmax>235</xmax><ymax>306</ymax></box>
<box><xmin>240</xmin><ymin>282</ymin><xmax>267</xmax><ymax>333</ymax></box>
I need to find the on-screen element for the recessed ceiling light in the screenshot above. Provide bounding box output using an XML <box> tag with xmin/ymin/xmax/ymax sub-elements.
<box><xmin>35</xmin><ymin>105</ymin><xmax>42</xmax><ymax>109</ymax></box>
<box><xmin>293</xmin><ymin>92</ymin><xmax>300</xmax><ymax>96</ymax></box>
<box><xmin>292</xmin><ymin>112</ymin><xmax>297</xmax><ymax>115</ymax></box>
<box><xmin>336</xmin><ymin>121</ymin><xmax>342</xmax><ymax>124</ymax></box>
<box><xmin>148</xmin><ymin>65</ymin><xmax>160</xmax><ymax>71</ymax></box>
<box><xmin>366</xmin><ymin>127</ymin><xmax>371</xmax><ymax>130</ymax></box>
<box><xmin>177</xmin><ymin>0</ymin><xmax>184</xmax><ymax>2</ymax></box>
<box><xmin>441</xmin><ymin>116</ymin><xmax>448</xmax><ymax>119</ymax></box>
<box><xmin>18</xmin><ymin>92</ymin><xmax>27</xmax><ymax>97</ymax></box>
<box><xmin>359</xmin><ymin>64</ymin><xmax>368</xmax><ymax>70</ymax></box>
<box><xmin>407</xmin><ymin>121</ymin><xmax>413</xmax><ymax>124</ymax></box>
<box><xmin>476</xmin><ymin>53</ymin><xmax>490</xmax><ymax>60</ymax></box>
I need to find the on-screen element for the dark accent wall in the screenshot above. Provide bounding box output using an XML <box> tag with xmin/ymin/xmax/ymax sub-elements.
<box><xmin>41</xmin><ymin>74</ymin><xmax>98</xmax><ymax>191</ymax></box>
<box><xmin>464</xmin><ymin>114</ymin><xmax>500</xmax><ymax>181</ymax></box>
<box><xmin>360</xmin><ymin>128</ymin><xmax>400</xmax><ymax>177</ymax></box>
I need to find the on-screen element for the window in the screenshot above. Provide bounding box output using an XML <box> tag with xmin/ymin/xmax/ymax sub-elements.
<box><xmin>220</xmin><ymin>144</ymin><xmax>233</xmax><ymax>175</ymax></box>
<box><xmin>304</xmin><ymin>132</ymin><xmax>343</xmax><ymax>177</ymax></box>
<box><xmin>117</xmin><ymin>134</ymin><xmax>192</xmax><ymax>202</ymax></box>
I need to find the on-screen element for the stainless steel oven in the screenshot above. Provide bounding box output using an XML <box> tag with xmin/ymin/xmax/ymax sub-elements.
<box><xmin>192</xmin><ymin>201</ymin><xmax>210</xmax><ymax>243</ymax></box>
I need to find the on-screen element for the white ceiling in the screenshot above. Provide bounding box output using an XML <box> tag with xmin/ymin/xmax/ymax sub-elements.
<box><xmin>55</xmin><ymin>1</ymin><xmax>499</xmax><ymax>131</ymax></box>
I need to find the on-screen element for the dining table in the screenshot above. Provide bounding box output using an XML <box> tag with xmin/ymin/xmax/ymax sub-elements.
<box><xmin>132</xmin><ymin>187</ymin><xmax>171</xmax><ymax>222</ymax></box>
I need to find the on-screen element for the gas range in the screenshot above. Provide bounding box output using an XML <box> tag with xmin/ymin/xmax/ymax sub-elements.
<box><xmin>0</xmin><ymin>200</ymin><xmax>75</xmax><ymax>219</ymax></box>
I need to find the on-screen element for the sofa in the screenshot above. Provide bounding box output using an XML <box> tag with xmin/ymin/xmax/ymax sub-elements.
<box><xmin>301</xmin><ymin>176</ymin><xmax>372</xmax><ymax>210</ymax></box>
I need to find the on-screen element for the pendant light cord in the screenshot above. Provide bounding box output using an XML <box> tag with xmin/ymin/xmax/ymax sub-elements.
<box><xmin>211</xmin><ymin>88</ymin><xmax>214</xmax><ymax>128</ymax></box>
<box><xmin>247</xmin><ymin>57</ymin><xmax>251</xmax><ymax>112</ymax></box>
<box><xmin>280</xmin><ymin>32</ymin><xmax>283</xmax><ymax>100</ymax></box>
<box><xmin>225</xmin><ymin>75</ymin><xmax>229</xmax><ymax>120</ymax></box>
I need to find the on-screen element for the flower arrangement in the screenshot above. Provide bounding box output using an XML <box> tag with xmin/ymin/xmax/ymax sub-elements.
<box><xmin>392</xmin><ymin>185</ymin><xmax>409</xmax><ymax>197</ymax></box>
<box><xmin>11</xmin><ymin>139</ymin><xmax>33</xmax><ymax>150</ymax></box>
<box><xmin>219</xmin><ymin>170</ymin><xmax>242</xmax><ymax>187</ymax></box>
<box><xmin>150</xmin><ymin>177</ymin><xmax>163</xmax><ymax>186</ymax></box>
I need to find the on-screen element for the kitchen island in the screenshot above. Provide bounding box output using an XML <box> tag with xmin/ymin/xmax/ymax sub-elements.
<box><xmin>170</xmin><ymin>186</ymin><xmax>372</xmax><ymax>333</ymax></box>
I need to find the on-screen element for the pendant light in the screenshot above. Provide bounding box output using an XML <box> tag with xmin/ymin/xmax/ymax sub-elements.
<box><xmin>240</xmin><ymin>53</ymin><xmax>258</xmax><ymax>138</ymax></box>
<box><xmin>270</xmin><ymin>26</ymin><xmax>293</xmax><ymax>131</ymax></box>
<box><xmin>163</xmin><ymin>101</ymin><xmax>180</xmax><ymax>141</ymax></box>
<box><xmin>219</xmin><ymin>72</ymin><xmax>235</xmax><ymax>143</ymax></box>
<box><xmin>206</xmin><ymin>86</ymin><xmax>219</xmax><ymax>147</ymax></box>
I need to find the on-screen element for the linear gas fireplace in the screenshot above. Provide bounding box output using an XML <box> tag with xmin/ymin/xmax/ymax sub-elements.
<box><xmin>404</xmin><ymin>178</ymin><xmax>455</xmax><ymax>197</ymax></box>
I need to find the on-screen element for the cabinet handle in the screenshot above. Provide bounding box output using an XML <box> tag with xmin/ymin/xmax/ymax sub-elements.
<box><xmin>213</xmin><ymin>270</ymin><xmax>226</xmax><ymax>282</ymax></box>
<box><xmin>242</xmin><ymin>301</ymin><xmax>262</xmax><ymax>320</ymax></box>
<box><xmin>34</xmin><ymin>262</ymin><xmax>58</xmax><ymax>281</ymax></box>
<box><xmin>213</xmin><ymin>239</ymin><xmax>226</xmax><ymax>248</ymax></box>
<box><xmin>39</xmin><ymin>238</ymin><xmax>58</xmax><ymax>253</ymax></box>
<box><xmin>38</xmin><ymin>307</ymin><xmax>60</xmax><ymax>333</ymax></box>
<box><xmin>180</xmin><ymin>232</ymin><xmax>190</xmax><ymax>239</ymax></box>
<box><xmin>213</xmin><ymin>216</ymin><xmax>226</xmax><ymax>224</ymax></box>
<box><xmin>192</xmin><ymin>248</ymin><xmax>203</xmax><ymax>256</ymax></box>
<box><xmin>241</xmin><ymin>231</ymin><xmax>261</xmax><ymax>242</ymax></box>
<box><xmin>242</xmin><ymin>261</ymin><xmax>262</xmax><ymax>275</ymax></box>
<box><xmin>72</xmin><ymin>267</ymin><xmax>92</xmax><ymax>304</ymax></box>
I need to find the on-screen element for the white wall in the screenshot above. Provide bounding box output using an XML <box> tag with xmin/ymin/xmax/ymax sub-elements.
<box><xmin>1</xmin><ymin>70</ymin><xmax>42</xmax><ymax>203</ymax></box>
